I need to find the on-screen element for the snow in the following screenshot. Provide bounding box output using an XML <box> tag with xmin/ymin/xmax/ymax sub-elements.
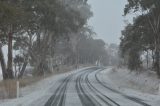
<box><xmin>0</xmin><ymin>67</ymin><xmax>91</xmax><ymax>106</ymax></box>
<box><xmin>101</xmin><ymin>67</ymin><xmax>160</xmax><ymax>106</ymax></box>
<box><xmin>1</xmin><ymin>66</ymin><xmax>160</xmax><ymax>106</ymax></box>
<box><xmin>107</xmin><ymin>67</ymin><xmax>160</xmax><ymax>94</ymax></box>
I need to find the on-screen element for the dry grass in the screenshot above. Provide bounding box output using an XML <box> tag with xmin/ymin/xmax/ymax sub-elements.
<box><xmin>0</xmin><ymin>77</ymin><xmax>43</xmax><ymax>99</ymax></box>
<box><xmin>0</xmin><ymin>80</ymin><xmax>17</xmax><ymax>99</ymax></box>
<box><xmin>19</xmin><ymin>77</ymin><xmax>42</xmax><ymax>88</ymax></box>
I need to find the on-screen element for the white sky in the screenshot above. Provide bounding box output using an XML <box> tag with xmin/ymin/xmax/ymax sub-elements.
<box><xmin>88</xmin><ymin>0</ymin><xmax>133</xmax><ymax>44</ymax></box>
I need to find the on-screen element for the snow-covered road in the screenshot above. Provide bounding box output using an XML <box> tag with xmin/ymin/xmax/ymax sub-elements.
<box><xmin>44</xmin><ymin>67</ymin><xmax>151</xmax><ymax>106</ymax></box>
<box><xmin>1</xmin><ymin>67</ymin><xmax>158</xmax><ymax>106</ymax></box>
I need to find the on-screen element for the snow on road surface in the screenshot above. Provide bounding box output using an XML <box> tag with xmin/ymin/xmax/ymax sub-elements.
<box><xmin>0</xmin><ymin>67</ymin><xmax>160</xmax><ymax>106</ymax></box>
<box><xmin>0</xmin><ymin>67</ymin><xmax>91</xmax><ymax>106</ymax></box>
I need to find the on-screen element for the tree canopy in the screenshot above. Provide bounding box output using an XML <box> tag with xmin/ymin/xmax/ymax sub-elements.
<box><xmin>120</xmin><ymin>0</ymin><xmax>160</xmax><ymax>76</ymax></box>
<box><xmin>0</xmin><ymin>0</ymin><xmax>93</xmax><ymax>79</ymax></box>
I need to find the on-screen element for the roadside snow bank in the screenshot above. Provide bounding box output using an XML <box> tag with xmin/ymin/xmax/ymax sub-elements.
<box><xmin>107</xmin><ymin>67</ymin><xmax>160</xmax><ymax>95</ymax></box>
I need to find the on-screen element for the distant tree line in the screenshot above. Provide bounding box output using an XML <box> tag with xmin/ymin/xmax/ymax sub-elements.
<box><xmin>54</xmin><ymin>34</ymin><xmax>109</xmax><ymax>67</ymax></box>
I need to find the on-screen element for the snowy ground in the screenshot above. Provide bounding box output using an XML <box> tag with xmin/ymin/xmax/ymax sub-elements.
<box><xmin>107</xmin><ymin>67</ymin><xmax>160</xmax><ymax>94</ymax></box>
<box><xmin>0</xmin><ymin>67</ymin><xmax>160</xmax><ymax>106</ymax></box>
<box><xmin>104</xmin><ymin>67</ymin><xmax>160</xmax><ymax>106</ymax></box>
<box><xmin>0</xmin><ymin>67</ymin><xmax>90</xmax><ymax>106</ymax></box>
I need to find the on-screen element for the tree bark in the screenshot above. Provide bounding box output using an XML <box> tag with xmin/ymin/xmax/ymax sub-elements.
<box><xmin>152</xmin><ymin>50</ymin><xmax>155</xmax><ymax>68</ymax></box>
<box><xmin>0</xmin><ymin>45</ymin><xmax>7</xmax><ymax>80</ymax></box>
<box><xmin>154</xmin><ymin>47</ymin><xmax>160</xmax><ymax>77</ymax></box>
<box><xmin>146</xmin><ymin>51</ymin><xmax>149</xmax><ymax>69</ymax></box>
<box><xmin>36</xmin><ymin>61</ymin><xmax>45</xmax><ymax>76</ymax></box>
<box><xmin>7</xmin><ymin>32</ymin><xmax>14</xmax><ymax>79</ymax></box>
<box><xmin>18</xmin><ymin>61</ymin><xmax>28</xmax><ymax>78</ymax></box>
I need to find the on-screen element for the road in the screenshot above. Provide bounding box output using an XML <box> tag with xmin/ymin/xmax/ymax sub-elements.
<box><xmin>44</xmin><ymin>67</ymin><xmax>151</xmax><ymax>106</ymax></box>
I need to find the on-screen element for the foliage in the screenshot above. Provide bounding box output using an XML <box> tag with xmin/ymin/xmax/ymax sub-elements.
<box><xmin>121</xmin><ymin>0</ymin><xmax>160</xmax><ymax>76</ymax></box>
<box><xmin>0</xmin><ymin>0</ymin><xmax>94</xmax><ymax>79</ymax></box>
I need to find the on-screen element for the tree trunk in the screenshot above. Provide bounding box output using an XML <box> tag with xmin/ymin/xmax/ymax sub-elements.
<box><xmin>18</xmin><ymin>61</ymin><xmax>28</xmax><ymax>79</ymax></box>
<box><xmin>7</xmin><ymin>32</ymin><xmax>14</xmax><ymax>79</ymax></box>
<box><xmin>154</xmin><ymin>48</ymin><xmax>160</xmax><ymax>76</ymax></box>
<box><xmin>0</xmin><ymin>45</ymin><xmax>7</xmax><ymax>80</ymax></box>
<box><xmin>152</xmin><ymin>50</ymin><xmax>155</xmax><ymax>68</ymax></box>
<box><xmin>37</xmin><ymin>33</ymin><xmax>41</xmax><ymax>50</ymax></box>
<box><xmin>146</xmin><ymin>51</ymin><xmax>149</xmax><ymax>69</ymax></box>
<box><xmin>36</xmin><ymin>61</ymin><xmax>45</xmax><ymax>76</ymax></box>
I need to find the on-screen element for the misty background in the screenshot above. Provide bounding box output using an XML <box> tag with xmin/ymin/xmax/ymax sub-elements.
<box><xmin>88</xmin><ymin>0</ymin><xmax>133</xmax><ymax>44</ymax></box>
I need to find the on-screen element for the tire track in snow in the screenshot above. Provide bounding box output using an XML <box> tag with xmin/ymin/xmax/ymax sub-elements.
<box><xmin>95</xmin><ymin>69</ymin><xmax>151</xmax><ymax>106</ymax></box>
<box><xmin>44</xmin><ymin>67</ymin><xmax>98</xmax><ymax>106</ymax></box>
<box><xmin>85</xmin><ymin>71</ymin><xmax>120</xmax><ymax>106</ymax></box>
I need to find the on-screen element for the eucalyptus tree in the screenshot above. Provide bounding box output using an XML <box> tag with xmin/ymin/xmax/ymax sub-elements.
<box><xmin>120</xmin><ymin>15</ymin><xmax>155</xmax><ymax>71</ymax></box>
<box><xmin>0</xmin><ymin>0</ymin><xmax>93</xmax><ymax>78</ymax></box>
<box><xmin>0</xmin><ymin>0</ymin><xmax>25</xmax><ymax>79</ymax></box>
<box><xmin>12</xmin><ymin>0</ymin><xmax>93</xmax><ymax>76</ymax></box>
<box><xmin>32</xmin><ymin>0</ymin><xmax>93</xmax><ymax>75</ymax></box>
<box><xmin>123</xmin><ymin>0</ymin><xmax>160</xmax><ymax>75</ymax></box>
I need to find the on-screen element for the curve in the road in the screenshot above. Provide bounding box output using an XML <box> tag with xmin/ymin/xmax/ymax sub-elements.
<box><xmin>85</xmin><ymin>71</ymin><xmax>120</xmax><ymax>106</ymax></box>
<box><xmin>76</xmin><ymin>71</ymin><xmax>101</xmax><ymax>106</ymax></box>
<box><xmin>75</xmin><ymin>67</ymin><xmax>121</xmax><ymax>106</ymax></box>
<box><xmin>44</xmin><ymin>67</ymin><xmax>98</xmax><ymax>106</ymax></box>
<box><xmin>44</xmin><ymin>67</ymin><xmax>151</xmax><ymax>106</ymax></box>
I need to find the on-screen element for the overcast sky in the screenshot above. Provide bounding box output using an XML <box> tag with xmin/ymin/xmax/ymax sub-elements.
<box><xmin>88</xmin><ymin>0</ymin><xmax>133</xmax><ymax>44</ymax></box>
